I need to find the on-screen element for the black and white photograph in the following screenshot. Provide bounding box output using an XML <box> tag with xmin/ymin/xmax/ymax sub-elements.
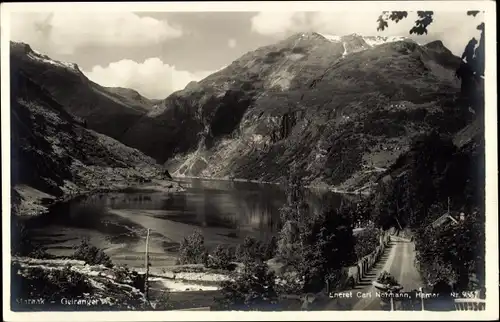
<box><xmin>1</xmin><ymin>1</ymin><xmax>498</xmax><ymax>320</ymax></box>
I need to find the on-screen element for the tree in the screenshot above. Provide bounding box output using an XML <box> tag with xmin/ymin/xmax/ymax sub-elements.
<box><xmin>72</xmin><ymin>238</ymin><xmax>113</xmax><ymax>268</ymax></box>
<box><xmin>300</xmin><ymin>207</ymin><xmax>357</xmax><ymax>293</ymax></box>
<box><xmin>371</xmin><ymin>131</ymin><xmax>467</xmax><ymax>230</ymax></box>
<box><xmin>276</xmin><ymin>167</ymin><xmax>311</xmax><ymax>267</ymax></box>
<box><xmin>276</xmin><ymin>166</ymin><xmax>360</xmax><ymax>293</ymax></box>
<box><xmin>261</xmin><ymin>236</ymin><xmax>278</xmax><ymax>261</ymax></box>
<box><xmin>414</xmin><ymin>207</ymin><xmax>485</xmax><ymax>291</ymax></box>
<box><xmin>177</xmin><ymin>229</ymin><xmax>208</xmax><ymax>265</ymax></box>
<box><xmin>206</xmin><ymin>244</ymin><xmax>233</xmax><ymax>270</ymax></box>
<box><xmin>236</xmin><ymin>236</ymin><xmax>265</xmax><ymax>265</ymax></box>
<box><xmin>354</xmin><ymin>226</ymin><xmax>380</xmax><ymax>260</ymax></box>
<box><xmin>215</xmin><ymin>260</ymin><xmax>279</xmax><ymax>311</ymax></box>
<box><xmin>11</xmin><ymin>217</ymin><xmax>49</xmax><ymax>258</ymax></box>
<box><xmin>278</xmin><ymin>195</ymin><xmax>358</xmax><ymax>293</ymax></box>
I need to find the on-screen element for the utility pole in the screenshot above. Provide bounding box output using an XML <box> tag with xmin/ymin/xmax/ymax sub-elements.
<box><xmin>144</xmin><ymin>228</ymin><xmax>151</xmax><ymax>303</ymax></box>
<box><xmin>419</xmin><ymin>287</ymin><xmax>425</xmax><ymax>311</ymax></box>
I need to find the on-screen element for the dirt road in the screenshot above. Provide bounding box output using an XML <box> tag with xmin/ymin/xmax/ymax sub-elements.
<box><xmin>325</xmin><ymin>237</ymin><xmax>423</xmax><ymax>310</ymax></box>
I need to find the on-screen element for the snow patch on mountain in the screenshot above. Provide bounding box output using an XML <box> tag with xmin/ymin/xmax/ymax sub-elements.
<box><xmin>342</xmin><ymin>43</ymin><xmax>348</xmax><ymax>58</ymax></box>
<box><xmin>319</xmin><ymin>34</ymin><xmax>342</xmax><ymax>42</ymax></box>
<box><xmin>363</xmin><ymin>36</ymin><xmax>408</xmax><ymax>47</ymax></box>
<box><xmin>317</xmin><ymin>33</ymin><xmax>408</xmax><ymax>48</ymax></box>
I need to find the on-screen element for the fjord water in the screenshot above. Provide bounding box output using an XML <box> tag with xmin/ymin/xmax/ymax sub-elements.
<box><xmin>24</xmin><ymin>178</ymin><xmax>347</xmax><ymax>268</ymax></box>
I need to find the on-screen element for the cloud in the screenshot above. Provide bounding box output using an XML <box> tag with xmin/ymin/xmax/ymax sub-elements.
<box><xmin>250</xmin><ymin>11</ymin><xmax>485</xmax><ymax>56</ymax></box>
<box><xmin>10</xmin><ymin>12</ymin><xmax>182</xmax><ymax>54</ymax></box>
<box><xmin>83</xmin><ymin>58</ymin><xmax>216</xmax><ymax>99</ymax></box>
<box><xmin>228</xmin><ymin>38</ymin><xmax>237</xmax><ymax>48</ymax></box>
<box><xmin>250</xmin><ymin>12</ymin><xmax>308</xmax><ymax>37</ymax></box>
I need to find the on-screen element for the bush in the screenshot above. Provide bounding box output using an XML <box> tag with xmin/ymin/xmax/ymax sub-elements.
<box><xmin>275</xmin><ymin>272</ymin><xmax>304</xmax><ymax>295</ymax></box>
<box><xmin>72</xmin><ymin>238</ymin><xmax>113</xmax><ymax>267</ymax></box>
<box><xmin>215</xmin><ymin>260</ymin><xmax>279</xmax><ymax>311</ymax></box>
<box><xmin>177</xmin><ymin>229</ymin><xmax>208</xmax><ymax>265</ymax></box>
<box><xmin>113</xmin><ymin>265</ymin><xmax>133</xmax><ymax>284</ymax></box>
<box><xmin>377</xmin><ymin>271</ymin><xmax>399</xmax><ymax>286</ymax></box>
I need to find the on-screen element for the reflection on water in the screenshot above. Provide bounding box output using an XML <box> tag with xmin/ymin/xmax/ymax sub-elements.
<box><xmin>25</xmin><ymin>178</ymin><xmax>349</xmax><ymax>257</ymax></box>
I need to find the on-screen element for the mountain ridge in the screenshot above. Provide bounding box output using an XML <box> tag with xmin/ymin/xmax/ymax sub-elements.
<box><xmin>117</xmin><ymin>33</ymin><xmax>469</xmax><ymax>192</ymax></box>
<box><xmin>10</xmin><ymin>42</ymin><xmax>153</xmax><ymax>141</ymax></box>
<box><xmin>11</xmin><ymin>34</ymin><xmax>475</xmax><ymax>192</ymax></box>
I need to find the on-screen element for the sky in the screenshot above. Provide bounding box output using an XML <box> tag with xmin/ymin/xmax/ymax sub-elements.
<box><xmin>9</xmin><ymin>10</ymin><xmax>485</xmax><ymax>99</ymax></box>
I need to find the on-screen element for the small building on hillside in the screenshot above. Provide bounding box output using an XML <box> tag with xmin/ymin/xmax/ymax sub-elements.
<box><xmin>429</xmin><ymin>212</ymin><xmax>464</xmax><ymax>229</ymax></box>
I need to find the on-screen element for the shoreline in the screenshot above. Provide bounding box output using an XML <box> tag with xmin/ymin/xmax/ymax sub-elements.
<box><xmin>173</xmin><ymin>174</ymin><xmax>374</xmax><ymax>196</ymax></box>
<box><xmin>12</xmin><ymin>176</ymin><xmax>185</xmax><ymax>218</ymax></box>
<box><xmin>13</xmin><ymin>172</ymin><xmax>373</xmax><ymax>219</ymax></box>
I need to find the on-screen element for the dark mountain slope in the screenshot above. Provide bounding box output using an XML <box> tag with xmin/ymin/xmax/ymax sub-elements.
<box><xmin>120</xmin><ymin>32</ymin><xmax>467</xmax><ymax>191</ymax></box>
<box><xmin>10</xmin><ymin>42</ymin><xmax>150</xmax><ymax>140</ymax></box>
<box><xmin>10</xmin><ymin>56</ymin><xmax>171</xmax><ymax>216</ymax></box>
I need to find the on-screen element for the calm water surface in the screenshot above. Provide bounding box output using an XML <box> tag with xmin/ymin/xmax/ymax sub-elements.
<box><xmin>25</xmin><ymin>178</ymin><xmax>349</xmax><ymax>267</ymax></box>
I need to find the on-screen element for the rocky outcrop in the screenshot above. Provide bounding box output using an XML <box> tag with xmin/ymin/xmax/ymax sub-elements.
<box><xmin>11</xmin><ymin>257</ymin><xmax>150</xmax><ymax>311</ymax></box>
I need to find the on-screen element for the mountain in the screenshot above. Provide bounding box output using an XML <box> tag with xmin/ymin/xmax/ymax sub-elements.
<box><xmin>119</xmin><ymin>32</ymin><xmax>468</xmax><ymax>191</ymax></box>
<box><xmin>10</xmin><ymin>54</ymin><xmax>174</xmax><ymax>216</ymax></box>
<box><xmin>10</xmin><ymin>42</ymin><xmax>151</xmax><ymax>141</ymax></box>
<box><xmin>105</xmin><ymin>87</ymin><xmax>161</xmax><ymax>109</ymax></box>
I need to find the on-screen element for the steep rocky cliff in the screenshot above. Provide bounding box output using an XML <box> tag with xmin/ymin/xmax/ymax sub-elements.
<box><xmin>119</xmin><ymin>32</ymin><xmax>468</xmax><ymax>191</ymax></box>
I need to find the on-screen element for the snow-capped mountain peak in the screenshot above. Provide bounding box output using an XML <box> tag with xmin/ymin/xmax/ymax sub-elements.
<box><xmin>314</xmin><ymin>32</ymin><xmax>410</xmax><ymax>58</ymax></box>
<box><xmin>29</xmin><ymin>49</ymin><xmax>80</xmax><ymax>72</ymax></box>
<box><xmin>317</xmin><ymin>32</ymin><xmax>408</xmax><ymax>47</ymax></box>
